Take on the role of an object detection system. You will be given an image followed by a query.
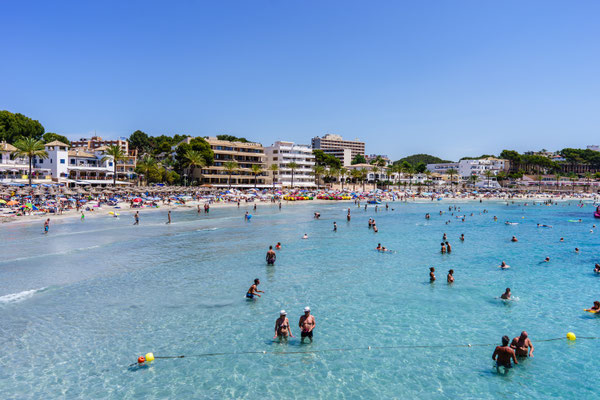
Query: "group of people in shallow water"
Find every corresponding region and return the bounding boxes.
[246,278,316,343]
[492,331,534,371]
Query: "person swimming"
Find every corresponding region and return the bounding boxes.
[544,257,550,262]
[499,261,510,269]
[501,288,512,300]
[511,236,518,242]
[460,234,464,241]
[586,301,600,312]
[594,263,600,274]
[275,242,281,250]
[302,233,308,239]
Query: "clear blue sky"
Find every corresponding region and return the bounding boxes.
[2,1,599,161]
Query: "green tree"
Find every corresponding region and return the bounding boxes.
[12,137,47,186]
[183,150,206,185]
[251,164,264,188]
[414,162,427,173]
[484,170,494,187]
[42,132,70,146]
[555,172,562,191]
[568,173,578,194]
[135,155,159,185]
[468,174,478,187]
[394,154,453,166]
[216,134,249,143]
[351,154,367,165]
[585,172,592,193]
[0,111,45,143]
[223,161,239,189]
[129,130,151,153]
[287,162,299,187]
[371,166,380,189]
[313,149,341,168]
[269,164,279,188]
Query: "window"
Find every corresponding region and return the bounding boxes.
[109,162,113,166]
[71,159,75,165]
[60,159,65,164]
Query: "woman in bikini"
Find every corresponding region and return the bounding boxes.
[274,310,293,341]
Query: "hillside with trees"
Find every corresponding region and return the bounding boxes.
[394,154,453,166]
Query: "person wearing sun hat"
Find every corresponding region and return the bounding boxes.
[274,310,292,341]
[299,306,316,343]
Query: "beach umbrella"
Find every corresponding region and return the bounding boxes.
[133,198,143,202]
[0,199,6,204]
[7,200,18,205]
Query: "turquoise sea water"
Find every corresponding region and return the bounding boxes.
[1,200,599,399]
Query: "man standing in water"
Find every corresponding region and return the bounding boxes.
[43,218,50,234]
[246,278,263,299]
[133,211,139,225]
[493,335,518,370]
[511,331,534,358]
[333,222,337,232]
[167,210,172,224]
[299,307,316,343]
[266,246,276,265]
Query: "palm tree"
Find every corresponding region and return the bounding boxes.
[584,172,592,193]
[312,165,325,189]
[371,166,380,190]
[535,174,543,192]
[404,165,415,190]
[447,168,458,190]
[359,167,368,191]
[101,145,127,186]
[12,137,48,186]
[339,167,348,190]
[223,161,239,189]
[468,174,478,187]
[484,170,494,187]
[350,169,361,190]
[287,162,299,188]
[568,173,578,194]
[329,167,340,189]
[135,155,158,185]
[268,164,279,189]
[424,170,432,189]
[183,150,206,186]
[251,164,264,188]
[555,172,562,192]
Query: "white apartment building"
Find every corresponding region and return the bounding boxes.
[427,158,508,180]
[265,141,316,188]
[312,134,365,166]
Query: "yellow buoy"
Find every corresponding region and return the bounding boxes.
[566,332,576,341]
[145,352,155,362]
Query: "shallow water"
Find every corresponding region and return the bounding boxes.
[1,200,599,399]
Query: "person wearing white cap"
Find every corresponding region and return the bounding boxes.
[274,310,293,341]
[299,306,316,343]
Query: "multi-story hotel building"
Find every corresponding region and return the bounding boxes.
[197,137,269,187]
[311,134,365,166]
[265,141,316,188]
[71,136,137,180]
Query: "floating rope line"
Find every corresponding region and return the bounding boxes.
[130,336,599,366]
